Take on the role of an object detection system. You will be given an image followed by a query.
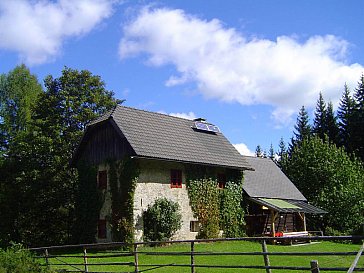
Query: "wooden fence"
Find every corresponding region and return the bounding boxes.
[30,236,364,273]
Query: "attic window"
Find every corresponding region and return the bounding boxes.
[170,169,182,188]
[217,173,226,189]
[98,170,107,190]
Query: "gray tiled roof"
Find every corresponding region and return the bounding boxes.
[243,156,306,201]
[94,105,252,170]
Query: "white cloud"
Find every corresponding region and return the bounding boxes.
[233,143,255,156]
[0,0,115,64]
[119,7,364,126]
[169,111,197,120]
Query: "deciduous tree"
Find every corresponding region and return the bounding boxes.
[0,66,121,247]
[284,136,364,234]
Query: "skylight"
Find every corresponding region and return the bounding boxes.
[194,121,220,133]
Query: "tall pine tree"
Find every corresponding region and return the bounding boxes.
[269,143,275,160]
[352,74,364,160]
[290,105,311,152]
[337,83,355,151]
[255,145,263,157]
[326,101,339,145]
[313,92,327,140]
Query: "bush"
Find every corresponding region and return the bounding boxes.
[143,198,182,242]
[0,244,54,273]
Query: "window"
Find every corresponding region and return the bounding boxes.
[98,219,107,239]
[217,173,226,189]
[190,221,200,232]
[98,170,107,190]
[170,169,182,188]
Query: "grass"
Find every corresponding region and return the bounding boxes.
[42,240,364,273]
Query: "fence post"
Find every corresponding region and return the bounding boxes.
[310,260,320,273]
[262,240,272,273]
[44,249,50,269]
[347,242,364,273]
[134,244,139,273]
[83,248,88,273]
[191,241,195,273]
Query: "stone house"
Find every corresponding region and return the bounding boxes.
[72,105,325,242]
[72,105,252,242]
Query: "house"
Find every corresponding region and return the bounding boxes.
[242,156,326,237]
[72,105,252,242]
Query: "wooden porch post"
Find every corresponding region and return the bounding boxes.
[271,210,278,237]
[298,212,307,231]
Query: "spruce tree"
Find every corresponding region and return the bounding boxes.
[291,105,312,150]
[278,137,286,158]
[255,145,263,157]
[352,74,364,160]
[277,137,287,169]
[326,101,339,145]
[269,143,275,160]
[337,83,355,151]
[313,92,327,140]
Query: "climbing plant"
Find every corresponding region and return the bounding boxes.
[219,179,246,238]
[108,157,139,244]
[187,178,220,239]
[186,165,245,239]
[73,162,102,243]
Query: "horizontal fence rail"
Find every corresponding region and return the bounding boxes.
[29,236,364,273]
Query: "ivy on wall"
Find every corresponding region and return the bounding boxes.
[73,162,102,243]
[220,178,246,238]
[187,178,220,239]
[108,157,139,244]
[186,165,245,239]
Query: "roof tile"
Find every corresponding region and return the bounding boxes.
[104,105,252,170]
[243,156,306,201]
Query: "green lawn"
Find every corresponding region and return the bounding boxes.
[43,241,364,273]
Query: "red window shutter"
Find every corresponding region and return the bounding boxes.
[217,173,226,189]
[98,170,107,189]
[170,169,182,188]
[98,219,107,239]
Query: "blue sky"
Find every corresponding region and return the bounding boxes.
[1,0,363,156]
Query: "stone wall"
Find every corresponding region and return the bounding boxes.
[96,158,228,242]
[133,159,198,241]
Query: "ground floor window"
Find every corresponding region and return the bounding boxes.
[190,221,200,232]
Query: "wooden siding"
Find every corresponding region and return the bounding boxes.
[77,121,135,165]
[245,201,304,236]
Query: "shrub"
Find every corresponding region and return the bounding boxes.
[0,244,54,273]
[143,198,182,242]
